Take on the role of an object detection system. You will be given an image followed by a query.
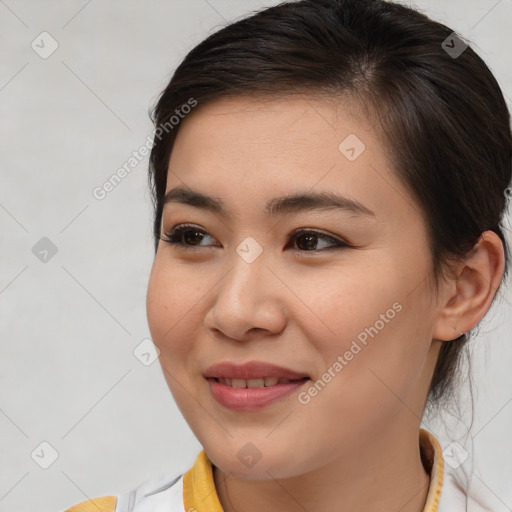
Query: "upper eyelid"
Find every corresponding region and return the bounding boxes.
[289,227,347,244]
[165,223,339,237]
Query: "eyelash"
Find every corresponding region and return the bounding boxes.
[159,223,350,253]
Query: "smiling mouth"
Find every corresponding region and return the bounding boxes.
[206,376,311,411]
[209,377,309,388]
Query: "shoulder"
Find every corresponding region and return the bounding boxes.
[63,496,117,512]
[63,472,185,512]
[63,473,185,512]
[117,473,184,511]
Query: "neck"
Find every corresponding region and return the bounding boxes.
[213,426,431,512]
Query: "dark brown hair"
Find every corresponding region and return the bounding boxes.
[147,0,512,407]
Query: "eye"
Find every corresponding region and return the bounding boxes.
[160,223,219,248]
[160,224,349,252]
[287,228,349,252]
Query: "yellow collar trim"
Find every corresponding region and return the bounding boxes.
[183,428,444,512]
[183,449,224,512]
[64,496,117,512]
[420,428,445,512]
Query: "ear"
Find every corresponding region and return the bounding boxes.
[433,231,506,341]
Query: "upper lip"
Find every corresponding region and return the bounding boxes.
[204,361,310,380]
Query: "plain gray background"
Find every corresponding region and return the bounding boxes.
[1,1,511,511]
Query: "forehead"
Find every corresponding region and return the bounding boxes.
[174,93,368,151]
[166,94,418,224]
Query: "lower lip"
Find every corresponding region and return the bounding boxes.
[206,378,310,411]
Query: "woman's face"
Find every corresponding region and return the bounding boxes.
[146,94,443,478]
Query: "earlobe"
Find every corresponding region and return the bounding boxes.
[432,231,505,342]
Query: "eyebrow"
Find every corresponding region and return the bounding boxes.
[163,186,375,218]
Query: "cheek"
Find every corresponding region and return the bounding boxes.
[146,257,201,357]
[299,262,401,350]
[306,259,432,387]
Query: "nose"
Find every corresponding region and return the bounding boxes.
[203,250,288,342]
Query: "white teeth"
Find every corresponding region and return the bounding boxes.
[264,377,279,387]
[231,379,246,389]
[216,377,300,388]
[247,378,265,388]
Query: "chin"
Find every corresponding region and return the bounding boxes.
[207,444,307,481]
